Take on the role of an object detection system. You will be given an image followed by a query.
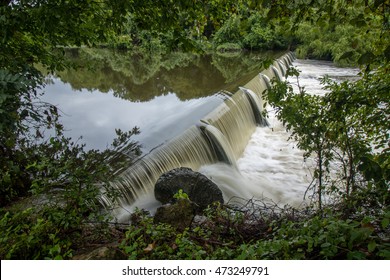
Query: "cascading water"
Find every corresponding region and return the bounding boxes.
[198,122,237,167]
[271,65,284,81]
[201,57,359,208]
[107,126,217,205]
[105,53,295,220]
[276,60,287,76]
[239,87,268,127]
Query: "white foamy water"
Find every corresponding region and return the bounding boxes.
[288,59,360,96]
[200,108,313,207]
[200,59,359,207]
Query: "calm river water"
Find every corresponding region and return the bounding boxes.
[42,49,280,152]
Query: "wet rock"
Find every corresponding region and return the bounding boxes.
[153,199,196,231]
[154,167,224,210]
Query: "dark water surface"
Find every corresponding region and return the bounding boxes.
[42,48,281,152]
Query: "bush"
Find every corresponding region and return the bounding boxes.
[212,16,243,49]
[294,22,376,65]
[243,13,287,51]
[0,104,140,259]
[118,196,389,260]
[212,13,289,52]
[216,43,242,53]
[0,209,73,259]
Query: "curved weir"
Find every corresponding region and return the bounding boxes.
[239,86,269,127]
[271,65,283,81]
[105,52,295,213]
[198,122,237,167]
[107,126,217,206]
[276,60,287,76]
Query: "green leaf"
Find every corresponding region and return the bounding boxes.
[350,15,367,27]
[378,249,390,259]
[347,250,366,260]
[381,218,389,229]
[368,241,376,253]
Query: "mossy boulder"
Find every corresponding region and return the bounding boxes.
[153,199,196,231]
[154,167,224,210]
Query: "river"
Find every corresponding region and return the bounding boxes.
[40,50,359,217]
[41,49,280,152]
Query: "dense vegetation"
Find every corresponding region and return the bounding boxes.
[0,0,389,259]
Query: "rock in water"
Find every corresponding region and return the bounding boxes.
[154,167,224,210]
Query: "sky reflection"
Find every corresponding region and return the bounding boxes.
[42,78,225,151]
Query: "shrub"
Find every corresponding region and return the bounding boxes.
[212,16,243,48]
[216,43,242,53]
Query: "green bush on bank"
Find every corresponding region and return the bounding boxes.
[0,208,73,259]
[118,198,389,260]
[212,13,289,52]
[294,22,376,65]
[216,43,243,53]
[0,127,140,259]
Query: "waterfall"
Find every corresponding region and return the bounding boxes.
[239,86,269,127]
[276,60,287,76]
[104,52,294,216]
[108,126,218,207]
[201,87,257,159]
[260,73,272,90]
[271,65,283,81]
[198,122,237,167]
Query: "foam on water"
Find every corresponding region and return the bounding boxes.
[288,60,360,96]
[200,107,314,207]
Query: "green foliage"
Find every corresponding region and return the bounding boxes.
[119,199,389,260]
[212,12,289,51]
[0,208,73,259]
[242,13,287,51]
[250,208,390,260]
[0,0,130,72]
[0,126,140,259]
[173,189,190,200]
[124,0,250,47]
[294,22,375,64]
[264,62,389,209]
[120,205,243,259]
[213,15,243,48]
[0,68,57,205]
[120,209,207,260]
[264,0,390,65]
